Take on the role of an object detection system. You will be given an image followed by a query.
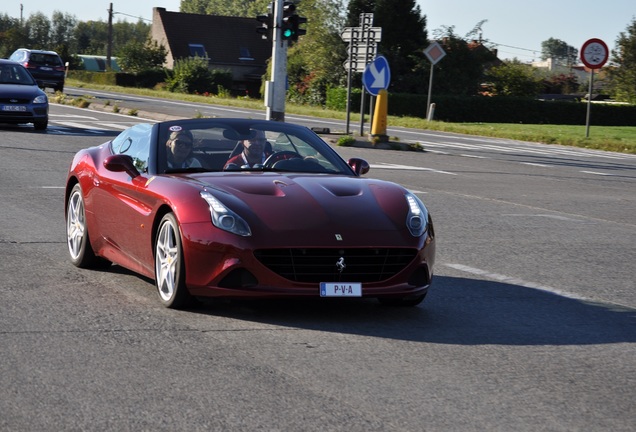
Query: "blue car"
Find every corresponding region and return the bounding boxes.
[0,59,49,131]
[9,48,65,92]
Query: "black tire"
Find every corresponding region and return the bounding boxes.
[378,292,427,307]
[154,213,192,309]
[66,184,110,269]
[34,120,48,131]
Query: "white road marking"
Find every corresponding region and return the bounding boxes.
[97,122,133,130]
[54,121,110,131]
[444,263,591,302]
[444,262,636,311]
[49,114,99,120]
[371,163,457,175]
[580,171,613,176]
[502,213,590,222]
[520,162,550,167]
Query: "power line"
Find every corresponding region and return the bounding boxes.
[490,41,537,53]
[113,11,152,23]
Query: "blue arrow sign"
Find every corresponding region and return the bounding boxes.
[363,55,391,96]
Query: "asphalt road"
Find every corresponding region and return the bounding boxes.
[0,100,634,431]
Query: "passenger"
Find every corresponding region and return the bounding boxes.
[224,130,271,169]
[166,129,201,169]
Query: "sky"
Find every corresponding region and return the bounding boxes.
[2,0,635,62]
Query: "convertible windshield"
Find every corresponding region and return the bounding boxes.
[157,119,353,175]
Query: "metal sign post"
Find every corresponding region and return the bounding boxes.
[423,41,446,121]
[340,13,382,135]
[580,38,609,138]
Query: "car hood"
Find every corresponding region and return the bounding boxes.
[191,173,412,238]
[0,83,43,98]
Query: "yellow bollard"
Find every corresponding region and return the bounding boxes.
[371,89,388,142]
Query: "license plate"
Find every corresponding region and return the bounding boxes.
[40,67,53,71]
[2,105,27,112]
[320,282,362,297]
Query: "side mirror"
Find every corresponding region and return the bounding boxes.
[104,154,140,178]
[348,158,370,176]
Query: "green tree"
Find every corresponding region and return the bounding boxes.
[485,60,543,97]
[286,0,347,105]
[180,0,270,17]
[25,12,51,48]
[118,38,167,73]
[541,37,578,66]
[607,18,636,103]
[112,20,150,56]
[50,11,77,49]
[74,20,109,54]
[346,0,427,93]
[429,26,499,96]
[73,19,148,57]
[0,13,25,57]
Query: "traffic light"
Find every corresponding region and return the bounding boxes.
[281,2,296,40]
[290,14,307,41]
[256,3,274,40]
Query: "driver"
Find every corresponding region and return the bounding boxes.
[224,130,271,169]
[166,128,202,169]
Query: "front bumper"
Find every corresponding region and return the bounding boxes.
[179,221,435,300]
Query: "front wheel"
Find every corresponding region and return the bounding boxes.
[154,213,192,309]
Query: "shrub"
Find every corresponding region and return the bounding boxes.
[165,57,231,95]
[337,136,356,147]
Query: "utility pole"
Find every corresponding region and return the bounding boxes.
[258,0,306,121]
[107,3,113,71]
[266,0,288,121]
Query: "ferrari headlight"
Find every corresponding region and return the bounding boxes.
[33,95,48,104]
[200,191,251,236]
[405,193,429,237]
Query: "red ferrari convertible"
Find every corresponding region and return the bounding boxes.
[65,118,435,308]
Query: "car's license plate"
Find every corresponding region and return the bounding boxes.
[2,105,27,112]
[41,67,53,71]
[320,282,362,297]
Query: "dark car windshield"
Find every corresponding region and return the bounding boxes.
[28,53,63,67]
[0,64,36,85]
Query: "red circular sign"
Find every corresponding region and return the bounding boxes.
[580,38,609,69]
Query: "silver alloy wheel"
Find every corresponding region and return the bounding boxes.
[67,189,86,260]
[155,218,179,302]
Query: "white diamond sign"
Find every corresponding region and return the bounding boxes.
[424,42,446,65]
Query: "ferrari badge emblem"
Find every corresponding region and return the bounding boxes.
[336,257,346,273]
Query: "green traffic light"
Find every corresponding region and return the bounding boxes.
[283,29,293,38]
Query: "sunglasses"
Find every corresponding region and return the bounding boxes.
[173,139,193,147]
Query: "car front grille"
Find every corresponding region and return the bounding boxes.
[0,98,30,104]
[0,111,32,118]
[253,248,418,283]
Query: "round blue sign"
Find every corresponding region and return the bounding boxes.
[363,56,391,96]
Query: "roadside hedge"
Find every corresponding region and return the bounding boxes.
[68,70,166,88]
[326,87,636,126]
